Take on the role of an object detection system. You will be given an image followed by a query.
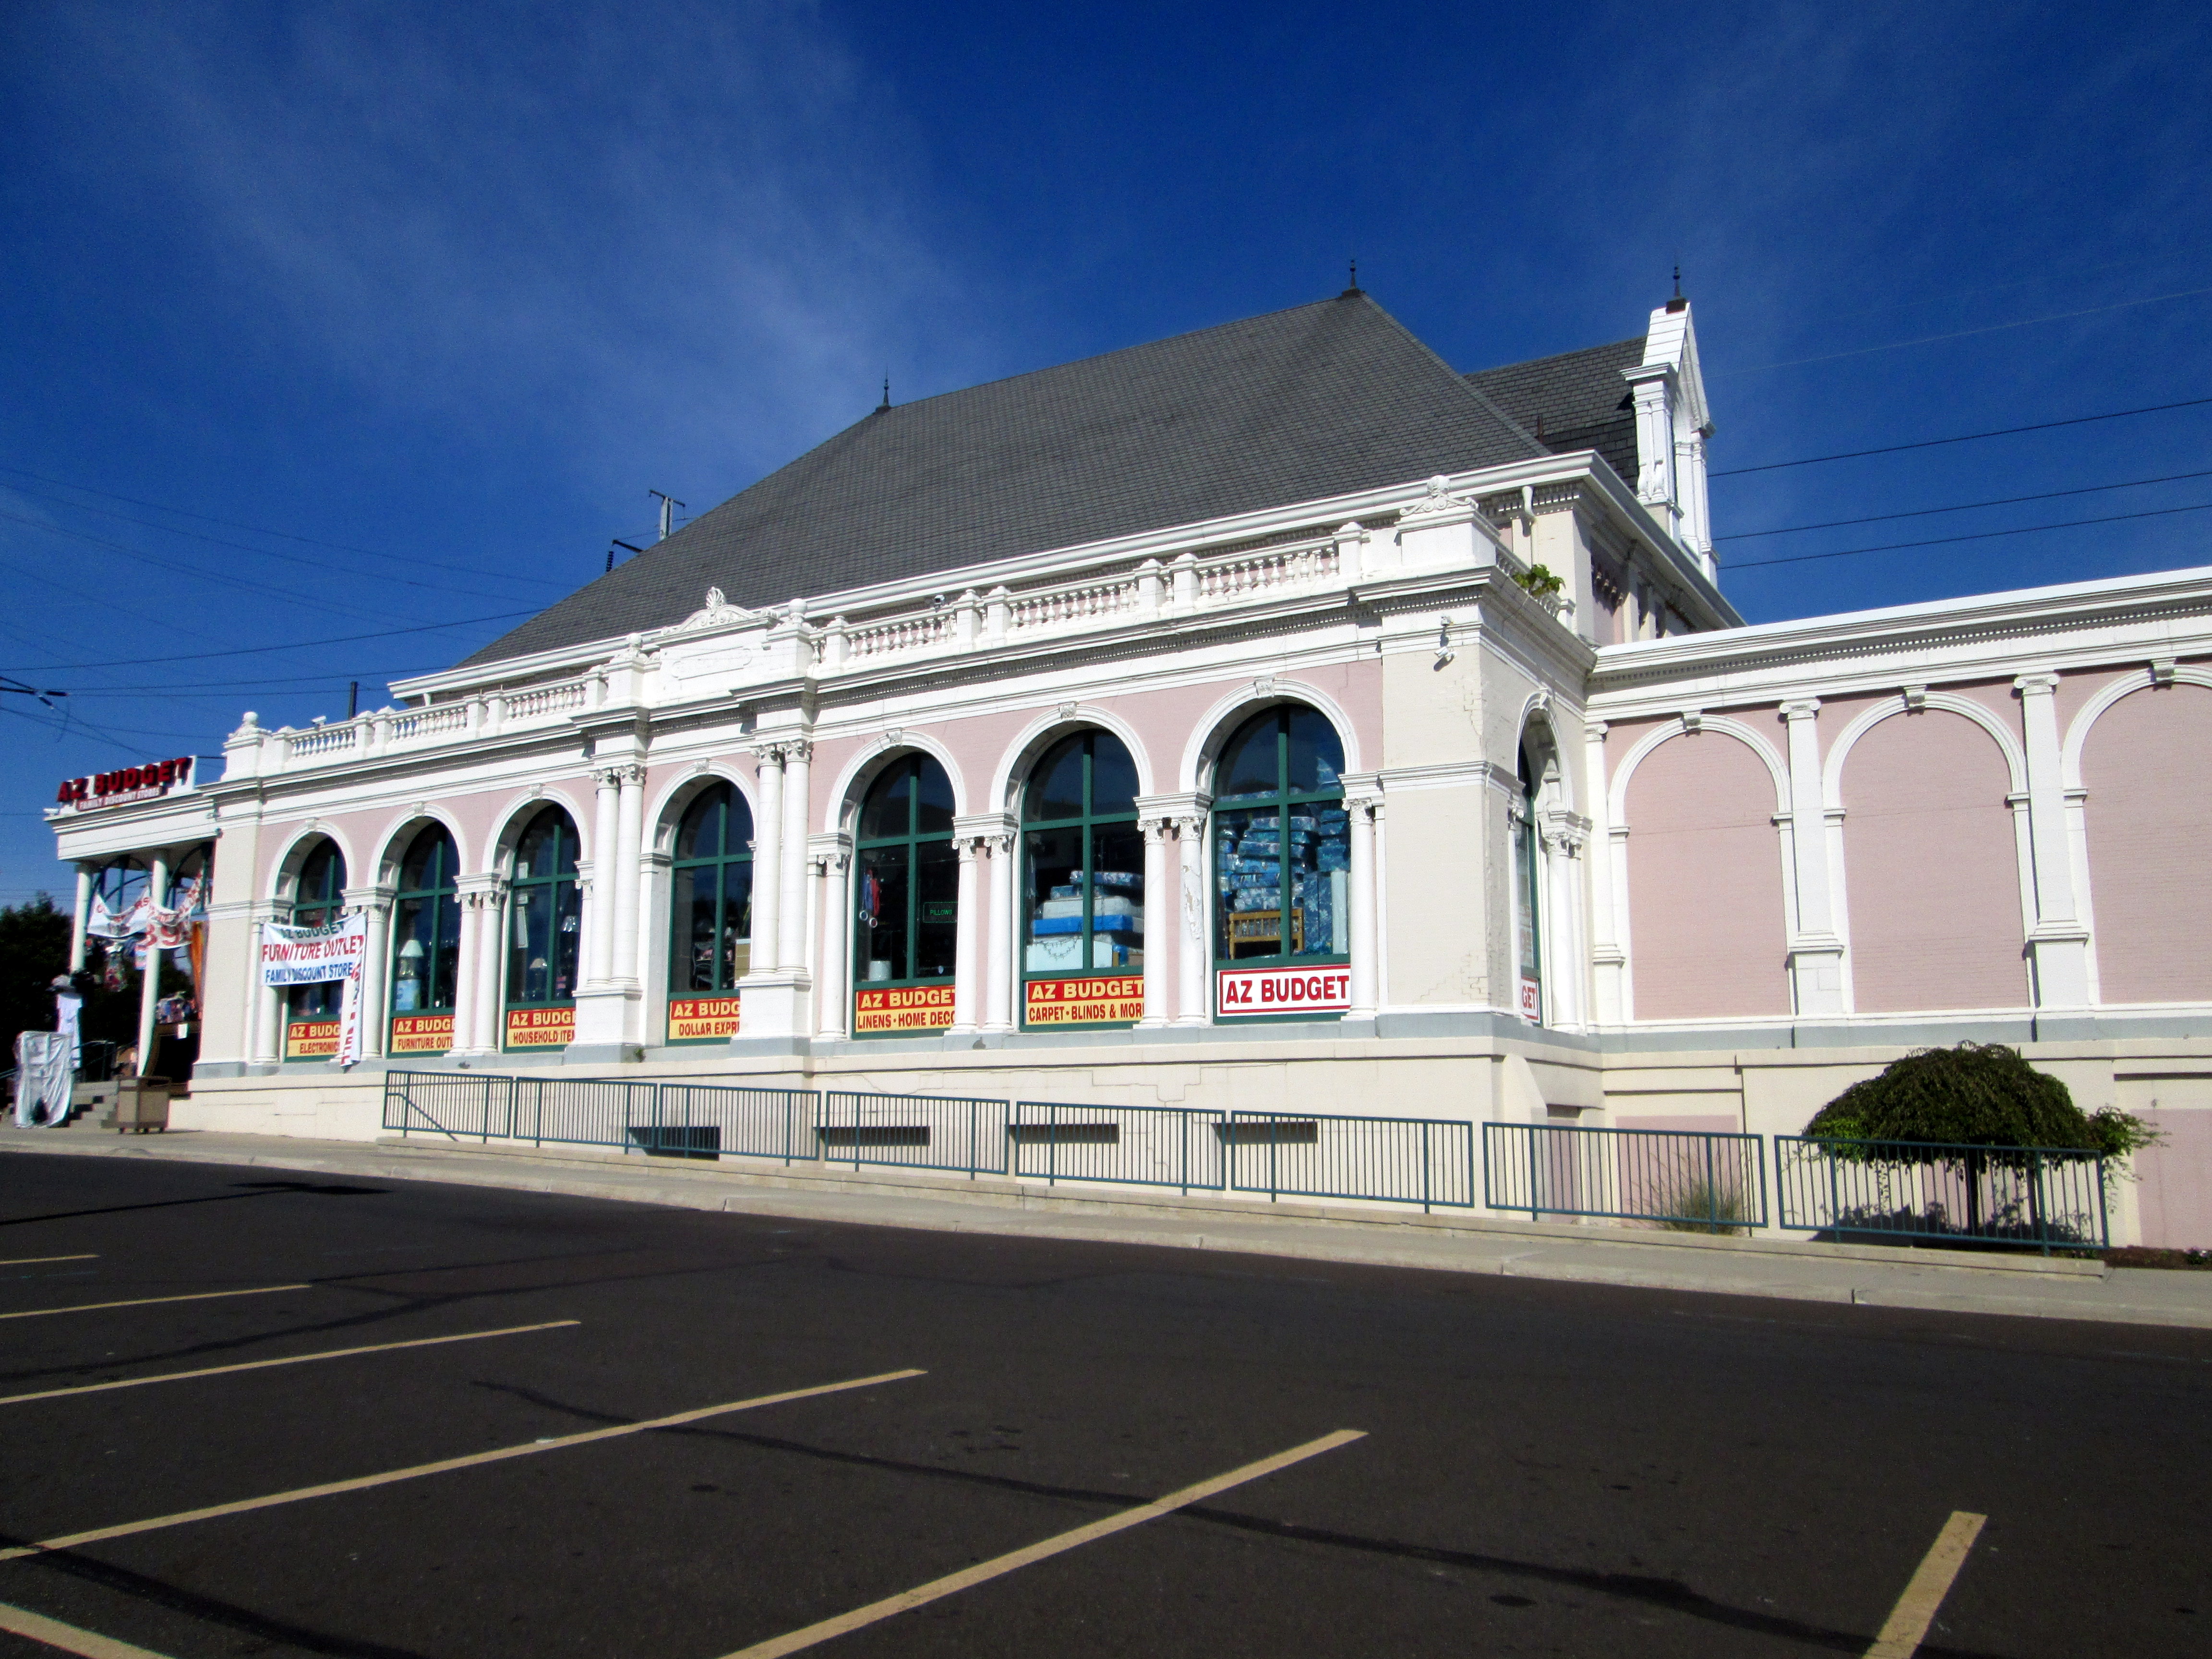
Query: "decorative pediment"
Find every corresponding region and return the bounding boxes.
[671,587,758,634]
[1398,476,1476,519]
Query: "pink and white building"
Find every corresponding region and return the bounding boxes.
[47,288,2212,1244]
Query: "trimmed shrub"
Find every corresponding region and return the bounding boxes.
[1806,1042,2156,1162]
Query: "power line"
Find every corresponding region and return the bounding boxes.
[0,481,571,597]
[1712,397,2212,477]
[1716,467,2212,541]
[1717,282,2212,376]
[11,610,538,673]
[1726,500,2212,571]
[0,462,580,586]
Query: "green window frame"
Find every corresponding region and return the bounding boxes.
[284,841,348,1055]
[1514,746,1543,1024]
[668,783,755,1042]
[505,807,581,1038]
[1210,706,1351,991]
[1021,731,1144,1027]
[852,754,958,1033]
[388,826,460,1046]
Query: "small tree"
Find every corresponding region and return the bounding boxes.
[1512,563,1564,599]
[1,894,71,1067]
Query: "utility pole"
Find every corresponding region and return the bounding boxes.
[649,491,685,542]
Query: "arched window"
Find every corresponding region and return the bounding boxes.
[284,840,348,1060]
[1211,707,1350,1019]
[1022,731,1144,1027]
[505,807,581,1049]
[388,825,460,1054]
[1513,743,1543,1023]
[852,754,957,1034]
[86,857,149,996]
[667,783,755,1043]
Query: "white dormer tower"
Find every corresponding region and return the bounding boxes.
[1623,294,1715,579]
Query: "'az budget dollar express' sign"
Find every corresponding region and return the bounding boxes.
[1216,965,1350,1018]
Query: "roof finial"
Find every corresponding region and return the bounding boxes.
[877,373,890,413]
[1672,262,1682,300]
[1666,261,1688,313]
[1342,254,1361,299]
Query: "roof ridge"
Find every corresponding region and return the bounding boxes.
[1340,292,1549,465]
[1466,333,1647,381]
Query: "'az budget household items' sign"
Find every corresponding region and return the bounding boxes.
[505,1007,575,1048]
[260,914,370,1064]
[1026,974,1143,1026]
[854,984,954,1034]
[1216,965,1351,1018]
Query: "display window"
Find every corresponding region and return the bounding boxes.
[852,754,957,1035]
[387,826,460,1054]
[504,807,580,1050]
[1211,706,1351,1019]
[1021,730,1144,1027]
[1514,745,1543,1023]
[667,782,753,1043]
[283,840,347,1060]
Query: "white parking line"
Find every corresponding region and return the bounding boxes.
[0,1320,582,1407]
[0,1255,99,1268]
[0,1597,173,1659]
[0,1285,308,1322]
[0,1369,926,1563]
[722,1428,1368,1659]
[1865,1511,1986,1659]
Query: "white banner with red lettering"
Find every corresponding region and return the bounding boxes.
[260,915,368,1066]
[1216,964,1352,1018]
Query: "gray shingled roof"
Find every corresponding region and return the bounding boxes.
[460,292,1552,668]
[1463,336,1644,487]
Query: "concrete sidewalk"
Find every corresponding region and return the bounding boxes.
[7,1120,2212,1330]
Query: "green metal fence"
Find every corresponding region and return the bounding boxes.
[816,1091,1009,1178]
[1010,1101,1226,1193]
[1774,1136,2107,1253]
[1482,1122,1769,1230]
[1225,1112,1477,1212]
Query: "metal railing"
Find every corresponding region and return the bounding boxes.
[817,1092,1008,1178]
[1011,1101,1227,1193]
[1774,1137,2108,1254]
[1483,1123,1769,1231]
[1226,1111,1476,1212]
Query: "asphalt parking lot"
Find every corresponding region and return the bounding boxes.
[0,1152,2205,1658]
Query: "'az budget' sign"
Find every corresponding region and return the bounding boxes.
[1216,965,1350,1018]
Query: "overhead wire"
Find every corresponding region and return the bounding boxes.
[1712,397,2212,477]
[1725,501,2212,572]
[1716,467,2212,541]
[11,610,539,673]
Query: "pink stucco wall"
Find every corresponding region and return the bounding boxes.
[1624,731,1791,1019]
[1840,709,2026,1012]
[2136,1111,2212,1250]
[2083,682,2212,1004]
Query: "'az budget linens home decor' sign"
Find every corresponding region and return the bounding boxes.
[1216,965,1350,1018]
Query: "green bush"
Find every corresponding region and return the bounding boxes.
[1512,562,1564,599]
[1806,1043,2158,1163]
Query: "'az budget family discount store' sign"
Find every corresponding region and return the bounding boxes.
[1216,965,1350,1017]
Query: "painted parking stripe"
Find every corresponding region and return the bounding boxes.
[0,1369,925,1563]
[0,1285,309,1322]
[1865,1511,1987,1659]
[0,1255,99,1268]
[0,1320,582,1408]
[723,1428,1368,1659]
[0,1597,173,1659]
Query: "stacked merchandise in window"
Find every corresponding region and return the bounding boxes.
[1028,870,1142,970]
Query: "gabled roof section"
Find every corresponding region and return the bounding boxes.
[459,292,1548,668]
[1463,336,1644,487]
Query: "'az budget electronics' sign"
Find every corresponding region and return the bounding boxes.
[1216,965,1351,1018]
[57,756,195,810]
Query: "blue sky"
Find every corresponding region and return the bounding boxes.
[4,0,2210,898]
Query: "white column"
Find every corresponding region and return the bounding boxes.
[1585,719,1626,1023]
[1780,700,1846,1016]
[1542,825,1587,1030]
[1347,797,1379,1020]
[476,885,508,1051]
[985,833,1017,1033]
[816,850,851,1039]
[778,742,811,969]
[350,888,393,1060]
[1175,813,1208,1024]
[249,907,282,1068]
[450,896,479,1057]
[586,768,621,986]
[69,863,94,972]
[2016,672,2091,1007]
[950,838,983,1033]
[751,746,785,974]
[1138,819,1171,1027]
[136,850,170,1072]
[612,765,645,986]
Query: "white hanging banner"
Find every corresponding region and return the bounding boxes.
[259,914,368,986]
[335,960,364,1067]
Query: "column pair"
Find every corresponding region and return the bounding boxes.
[734,739,815,1040]
[571,763,647,1060]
